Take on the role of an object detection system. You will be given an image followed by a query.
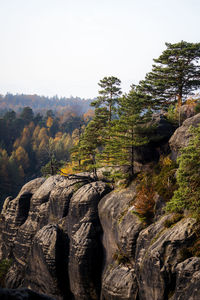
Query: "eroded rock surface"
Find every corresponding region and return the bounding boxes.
[67,181,111,300]
[135,216,197,300]
[0,175,111,300]
[169,112,200,158]
[171,257,200,300]
[1,173,200,300]
[101,264,138,300]
[99,182,144,299]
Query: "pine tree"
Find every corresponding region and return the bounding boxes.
[104,87,152,176]
[91,76,122,123]
[71,108,109,177]
[139,41,200,110]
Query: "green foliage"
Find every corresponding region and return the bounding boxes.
[195,101,200,114]
[166,125,200,217]
[131,156,177,222]
[0,107,83,205]
[138,41,200,110]
[166,104,179,125]
[153,156,177,201]
[101,87,152,177]
[41,157,64,176]
[0,259,12,287]
[91,76,122,122]
[70,107,109,177]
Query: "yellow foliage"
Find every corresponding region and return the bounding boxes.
[28,121,35,131]
[38,139,48,151]
[12,146,29,170]
[60,162,76,175]
[46,116,53,128]
[160,155,173,167]
[72,128,80,142]
[13,138,20,149]
[38,127,49,142]
[33,125,41,140]
[186,94,200,106]
[55,132,63,139]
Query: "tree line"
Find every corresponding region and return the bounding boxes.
[0,107,92,206]
[70,41,200,180]
[0,93,92,116]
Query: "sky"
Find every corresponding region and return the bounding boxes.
[0,0,200,99]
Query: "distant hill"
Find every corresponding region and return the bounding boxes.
[0,93,93,115]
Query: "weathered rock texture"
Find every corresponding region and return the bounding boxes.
[0,175,111,300]
[1,115,200,300]
[135,216,197,300]
[1,173,200,300]
[169,112,200,158]
[99,182,143,300]
[172,257,200,300]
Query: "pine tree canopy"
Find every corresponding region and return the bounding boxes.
[138,41,200,109]
[91,76,122,122]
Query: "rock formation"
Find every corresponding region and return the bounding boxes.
[169,112,200,158]
[0,175,111,300]
[1,114,200,299]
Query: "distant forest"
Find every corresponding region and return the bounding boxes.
[0,95,94,207]
[0,93,93,115]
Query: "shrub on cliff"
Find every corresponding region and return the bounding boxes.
[166,125,200,218]
[0,259,12,287]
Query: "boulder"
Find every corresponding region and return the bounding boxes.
[169,113,200,159]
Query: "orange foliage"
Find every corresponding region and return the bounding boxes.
[83,109,94,122]
[186,94,200,106]
[134,184,155,218]
[46,116,53,128]
[11,146,29,170]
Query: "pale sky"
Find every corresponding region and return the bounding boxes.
[0,0,200,98]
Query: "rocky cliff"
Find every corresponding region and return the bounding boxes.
[1,114,200,300]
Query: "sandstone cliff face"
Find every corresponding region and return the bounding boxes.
[1,174,200,300]
[169,112,200,159]
[1,114,200,300]
[0,175,111,300]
